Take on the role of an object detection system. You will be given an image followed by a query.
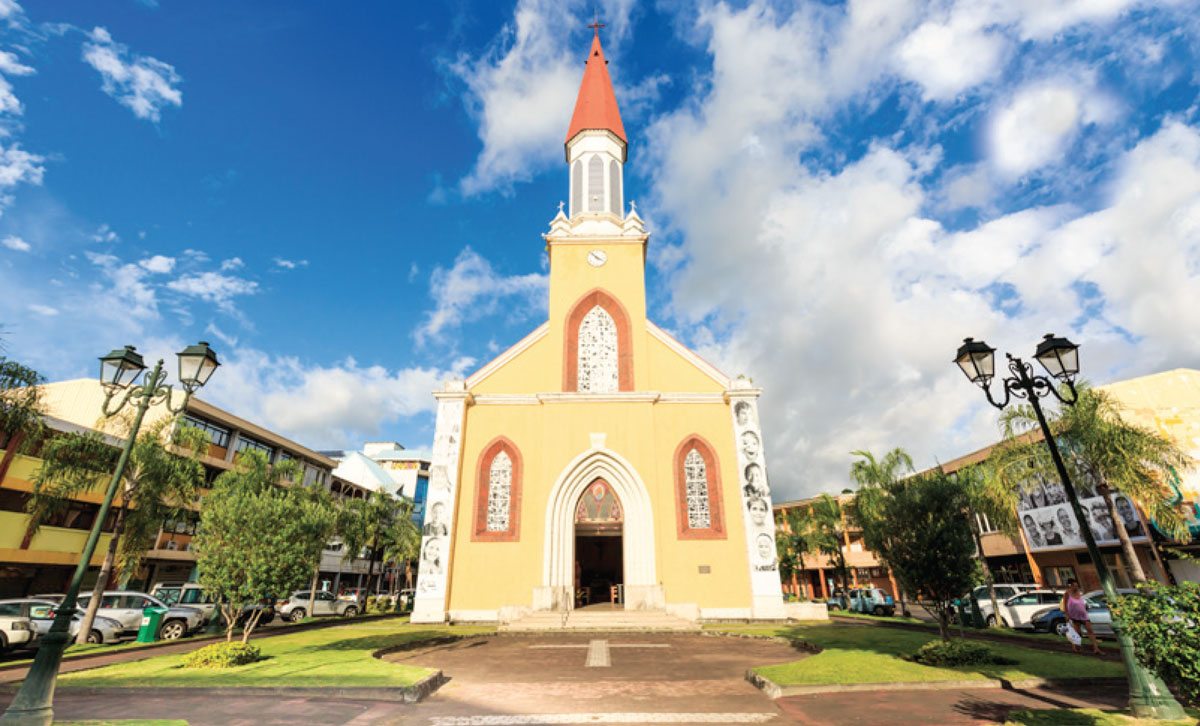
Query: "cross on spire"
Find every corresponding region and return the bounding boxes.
[588,8,605,35]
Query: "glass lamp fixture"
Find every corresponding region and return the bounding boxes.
[98,345,146,388]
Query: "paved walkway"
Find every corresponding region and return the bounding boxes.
[0,633,1134,725]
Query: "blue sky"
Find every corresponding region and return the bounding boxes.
[1,1,1198,500]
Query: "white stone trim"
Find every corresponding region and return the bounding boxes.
[542,446,658,609]
[465,323,550,388]
[471,394,542,405]
[699,607,753,620]
[658,393,726,404]
[537,391,661,403]
[647,322,732,388]
[543,235,649,246]
[448,609,501,623]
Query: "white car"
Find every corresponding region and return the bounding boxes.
[970,583,1039,625]
[73,591,204,640]
[990,589,1066,628]
[0,599,123,644]
[0,614,37,653]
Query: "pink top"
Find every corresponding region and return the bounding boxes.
[1065,594,1089,621]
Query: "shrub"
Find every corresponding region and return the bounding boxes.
[912,639,1015,667]
[1111,581,1200,705]
[181,641,262,669]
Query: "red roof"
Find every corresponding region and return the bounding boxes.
[565,30,626,144]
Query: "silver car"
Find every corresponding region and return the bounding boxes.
[73,591,204,640]
[0,599,123,644]
[278,590,359,622]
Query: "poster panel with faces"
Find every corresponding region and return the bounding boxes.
[730,396,784,596]
[1016,472,1148,552]
[413,397,465,603]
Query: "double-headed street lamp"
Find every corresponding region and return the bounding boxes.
[1,343,219,726]
[955,334,1185,720]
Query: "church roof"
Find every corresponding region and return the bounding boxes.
[565,29,626,145]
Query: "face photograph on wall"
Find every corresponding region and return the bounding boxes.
[1088,500,1117,541]
[1055,506,1082,546]
[747,496,769,528]
[1037,514,1064,546]
[421,537,445,574]
[1115,496,1146,537]
[743,463,768,498]
[423,501,449,537]
[756,533,776,564]
[734,401,754,428]
[741,430,760,460]
[1022,514,1044,547]
[1044,482,1067,505]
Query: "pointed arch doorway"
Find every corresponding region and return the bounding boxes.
[574,478,623,609]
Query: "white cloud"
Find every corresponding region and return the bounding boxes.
[85,250,159,319]
[200,349,451,449]
[166,272,258,308]
[27,303,56,316]
[0,50,32,77]
[1,234,28,251]
[989,83,1083,176]
[220,256,244,271]
[82,26,182,122]
[91,224,118,243]
[138,254,175,274]
[417,246,547,343]
[273,257,308,269]
[896,14,1008,100]
[451,0,636,195]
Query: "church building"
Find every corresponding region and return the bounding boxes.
[411,30,785,624]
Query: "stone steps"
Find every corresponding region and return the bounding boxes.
[500,610,700,632]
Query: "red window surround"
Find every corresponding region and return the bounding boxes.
[471,436,523,542]
[562,287,634,392]
[673,434,726,540]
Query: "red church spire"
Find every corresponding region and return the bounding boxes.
[565,26,626,145]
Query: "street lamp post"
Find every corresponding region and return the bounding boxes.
[954,334,1185,720]
[0,342,219,726]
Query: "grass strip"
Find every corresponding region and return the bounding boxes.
[55,618,492,688]
[1003,707,1200,725]
[709,623,1124,686]
[55,721,188,725]
[830,611,1119,650]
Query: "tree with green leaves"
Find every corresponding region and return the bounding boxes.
[849,448,914,613]
[26,419,207,644]
[810,494,850,599]
[195,449,326,642]
[360,488,398,603]
[991,384,1192,584]
[379,500,420,601]
[336,495,371,597]
[869,471,978,640]
[0,355,46,483]
[955,464,1020,627]
[296,476,338,622]
[775,505,822,600]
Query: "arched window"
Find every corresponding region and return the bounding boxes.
[609,159,621,215]
[563,288,634,392]
[472,437,522,542]
[577,306,618,393]
[674,435,725,539]
[587,155,604,211]
[571,160,583,216]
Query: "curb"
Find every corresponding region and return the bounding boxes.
[0,612,404,675]
[745,670,1128,698]
[0,674,446,704]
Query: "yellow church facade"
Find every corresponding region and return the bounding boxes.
[411,31,785,624]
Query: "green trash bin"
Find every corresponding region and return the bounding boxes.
[136,606,169,643]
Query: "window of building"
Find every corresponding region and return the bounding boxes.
[1045,566,1077,588]
[587,155,604,211]
[472,437,522,541]
[674,436,725,540]
[577,306,619,393]
[486,451,512,532]
[182,415,230,448]
[975,512,997,534]
[571,160,582,216]
[609,159,621,215]
[235,435,273,459]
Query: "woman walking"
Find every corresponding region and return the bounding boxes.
[1062,579,1101,654]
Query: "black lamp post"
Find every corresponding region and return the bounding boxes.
[1,343,219,726]
[955,334,1184,720]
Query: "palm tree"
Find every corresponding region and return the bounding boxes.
[991,383,1192,584]
[0,356,46,484]
[810,494,850,599]
[775,506,822,599]
[380,502,420,602]
[957,464,1019,626]
[27,419,208,643]
[849,448,913,613]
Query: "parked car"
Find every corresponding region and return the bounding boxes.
[983,589,1066,628]
[0,613,36,653]
[0,599,122,644]
[69,591,204,640]
[1030,588,1139,637]
[850,587,895,616]
[338,588,371,603]
[968,584,1039,622]
[149,583,275,628]
[279,591,359,622]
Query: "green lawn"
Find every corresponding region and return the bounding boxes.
[1003,707,1199,725]
[709,623,1124,686]
[55,618,493,688]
